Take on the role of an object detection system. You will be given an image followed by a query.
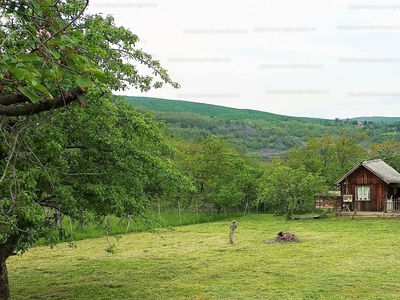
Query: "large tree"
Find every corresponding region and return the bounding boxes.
[0,1,181,299]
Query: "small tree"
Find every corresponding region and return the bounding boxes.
[258,159,327,220]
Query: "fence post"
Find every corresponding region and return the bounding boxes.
[386,197,393,212]
[125,214,131,234]
[69,217,73,236]
[178,200,182,225]
[196,200,199,223]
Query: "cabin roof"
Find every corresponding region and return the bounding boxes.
[336,159,400,185]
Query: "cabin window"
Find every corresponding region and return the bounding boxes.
[356,185,370,201]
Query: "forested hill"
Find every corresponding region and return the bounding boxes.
[124,96,400,159]
[124,96,328,122]
[354,116,400,124]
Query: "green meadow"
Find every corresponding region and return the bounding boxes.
[8,214,400,300]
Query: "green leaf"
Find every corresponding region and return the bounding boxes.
[84,68,106,83]
[26,0,40,10]
[44,82,57,93]
[18,86,41,103]
[49,49,61,59]
[18,53,42,62]
[68,53,88,64]
[61,34,78,45]
[9,66,25,80]
[67,58,79,71]
[38,0,54,15]
[67,53,84,70]
[75,75,92,88]
[31,78,53,99]
[18,65,39,74]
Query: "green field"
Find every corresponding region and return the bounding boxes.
[8,214,400,299]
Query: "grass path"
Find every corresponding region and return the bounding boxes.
[8,214,400,299]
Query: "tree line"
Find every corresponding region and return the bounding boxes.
[162,127,394,221]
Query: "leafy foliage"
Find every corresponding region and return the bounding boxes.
[0,1,178,116]
[1,93,188,249]
[166,137,261,214]
[368,141,400,173]
[285,131,368,186]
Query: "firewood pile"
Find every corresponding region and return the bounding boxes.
[274,231,299,242]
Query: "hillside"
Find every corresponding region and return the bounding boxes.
[124,96,328,122]
[124,96,400,159]
[125,96,400,124]
[352,116,400,124]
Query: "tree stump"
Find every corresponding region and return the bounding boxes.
[229,220,237,244]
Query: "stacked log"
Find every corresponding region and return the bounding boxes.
[274,231,299,242]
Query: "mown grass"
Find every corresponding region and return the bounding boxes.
[36,210,244,243]
[8,214,400,299]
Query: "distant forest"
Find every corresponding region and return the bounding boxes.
[125,96,400,160]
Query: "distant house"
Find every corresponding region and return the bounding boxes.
[336,159,400,212]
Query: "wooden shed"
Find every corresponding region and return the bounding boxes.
[315,191,340,210]
[336,159,400,212]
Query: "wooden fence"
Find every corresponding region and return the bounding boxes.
[385,198,400,212]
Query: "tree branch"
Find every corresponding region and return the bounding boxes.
[0,87,88,116]
[0,93,28,106]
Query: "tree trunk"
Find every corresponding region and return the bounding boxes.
[0,235,17,300]
[0,254,10,300]
[285,210,292,221]
[243,201,249,216]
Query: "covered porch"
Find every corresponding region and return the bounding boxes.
[339,198,400,217]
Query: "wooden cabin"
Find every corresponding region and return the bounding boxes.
[336,159,400,212]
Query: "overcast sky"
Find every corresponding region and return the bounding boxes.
[87,0,400,119]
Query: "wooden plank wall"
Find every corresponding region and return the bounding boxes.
[340,166,387,212]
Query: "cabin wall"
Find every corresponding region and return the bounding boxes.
[339,166,387,212]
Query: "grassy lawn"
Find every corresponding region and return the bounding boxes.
[7,214,400,299]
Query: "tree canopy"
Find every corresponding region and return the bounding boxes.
[258,158,327,220]
[0,0,179,116]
